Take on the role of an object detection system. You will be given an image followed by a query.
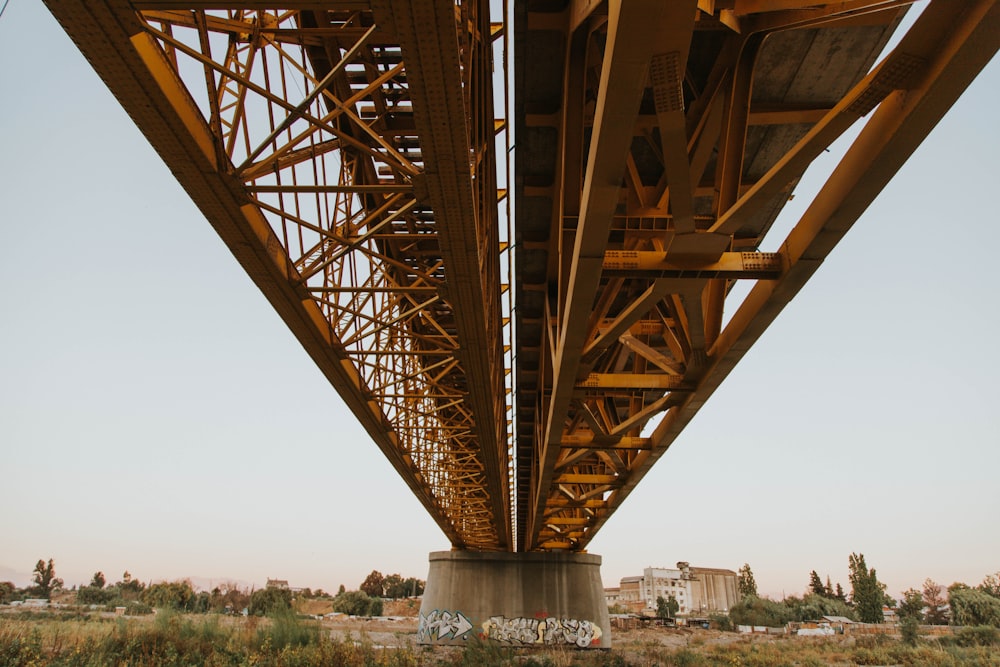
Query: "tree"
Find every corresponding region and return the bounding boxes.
[738,563,757,599]
[209,582,250,613]
[31,559,63,599]
[825,575,834,599]
[77,585,116,606]
[0,582,16,604]
[332,589,382,617]
[898,589,922,646]
[655,594,679,619]
[248,587,292,616]
[980,573,1000,599]
[192,590,211,613]
[848,553,884,624]
[898,588,924,622]
[382,574,424,599]
[90,572,106,589]
[117,571,144,597]
[794,593,857,621]
[835,582,846,602]
[808,570,826,597]
[403,577,425,598]
[948,584,1000,627]
[923,579,948,625]
[730,596,794,628]
[360,570,384,598]
[382,573,405,599]
[142,580,197,610]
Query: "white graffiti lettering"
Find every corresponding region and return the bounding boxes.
[418,609,474,642]
[481,616,602,648]
[546,617,599,648]
[484,615,542,644]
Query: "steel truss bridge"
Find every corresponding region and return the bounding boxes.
[46,0,998,552]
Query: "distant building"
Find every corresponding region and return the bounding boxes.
[604,561,739,615]
[881,606,897,624]
[603,576,645,613]
[266,579,289,590]
[820,615,855,633]
[686,565,740,614]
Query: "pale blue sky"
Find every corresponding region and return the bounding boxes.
[1,2,997,600]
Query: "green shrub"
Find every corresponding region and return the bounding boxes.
[449,636,517,666]
[900,615,920,645]
[854,633,893,648]
[142,579,197,611]
[729,595,794,627]
[263,605,320,649]
[0,626,43,665]
[852,646,895,665]
[669,648,708,666]
[950,587,1000,627]
[249,586,293,616]
[332,589,382,617]
[77,585,119,606]
[125,600,153,615]
[954,625,1000,647]
[708,612,732,631]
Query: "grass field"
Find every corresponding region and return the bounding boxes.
[2,608,999,666]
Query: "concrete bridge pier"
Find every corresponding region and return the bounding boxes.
[417,550,610,649]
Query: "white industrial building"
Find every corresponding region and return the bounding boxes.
[605,562,739,616]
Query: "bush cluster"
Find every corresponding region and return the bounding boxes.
[0,611,410,666]
[729,593,856,628]
[332,589,383,617]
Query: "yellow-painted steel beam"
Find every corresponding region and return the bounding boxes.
[577,0,1000,549]
[529,0,700,550]
[519,0,996,553]
[602,251,784,279]
[577,374,691,391]
[42,0,996,557]
[45,0,511,551]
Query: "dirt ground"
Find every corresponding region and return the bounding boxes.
[321,614,420,649]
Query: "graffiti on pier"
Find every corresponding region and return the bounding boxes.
[481,616,602,648]
[482,615,540,644]
[418,609,474,642]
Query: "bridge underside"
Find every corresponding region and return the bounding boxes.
[513,0,999,551]
[45,0,999,554]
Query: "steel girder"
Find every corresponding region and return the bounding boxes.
[44,0,511,550]
[514,0,999,551]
